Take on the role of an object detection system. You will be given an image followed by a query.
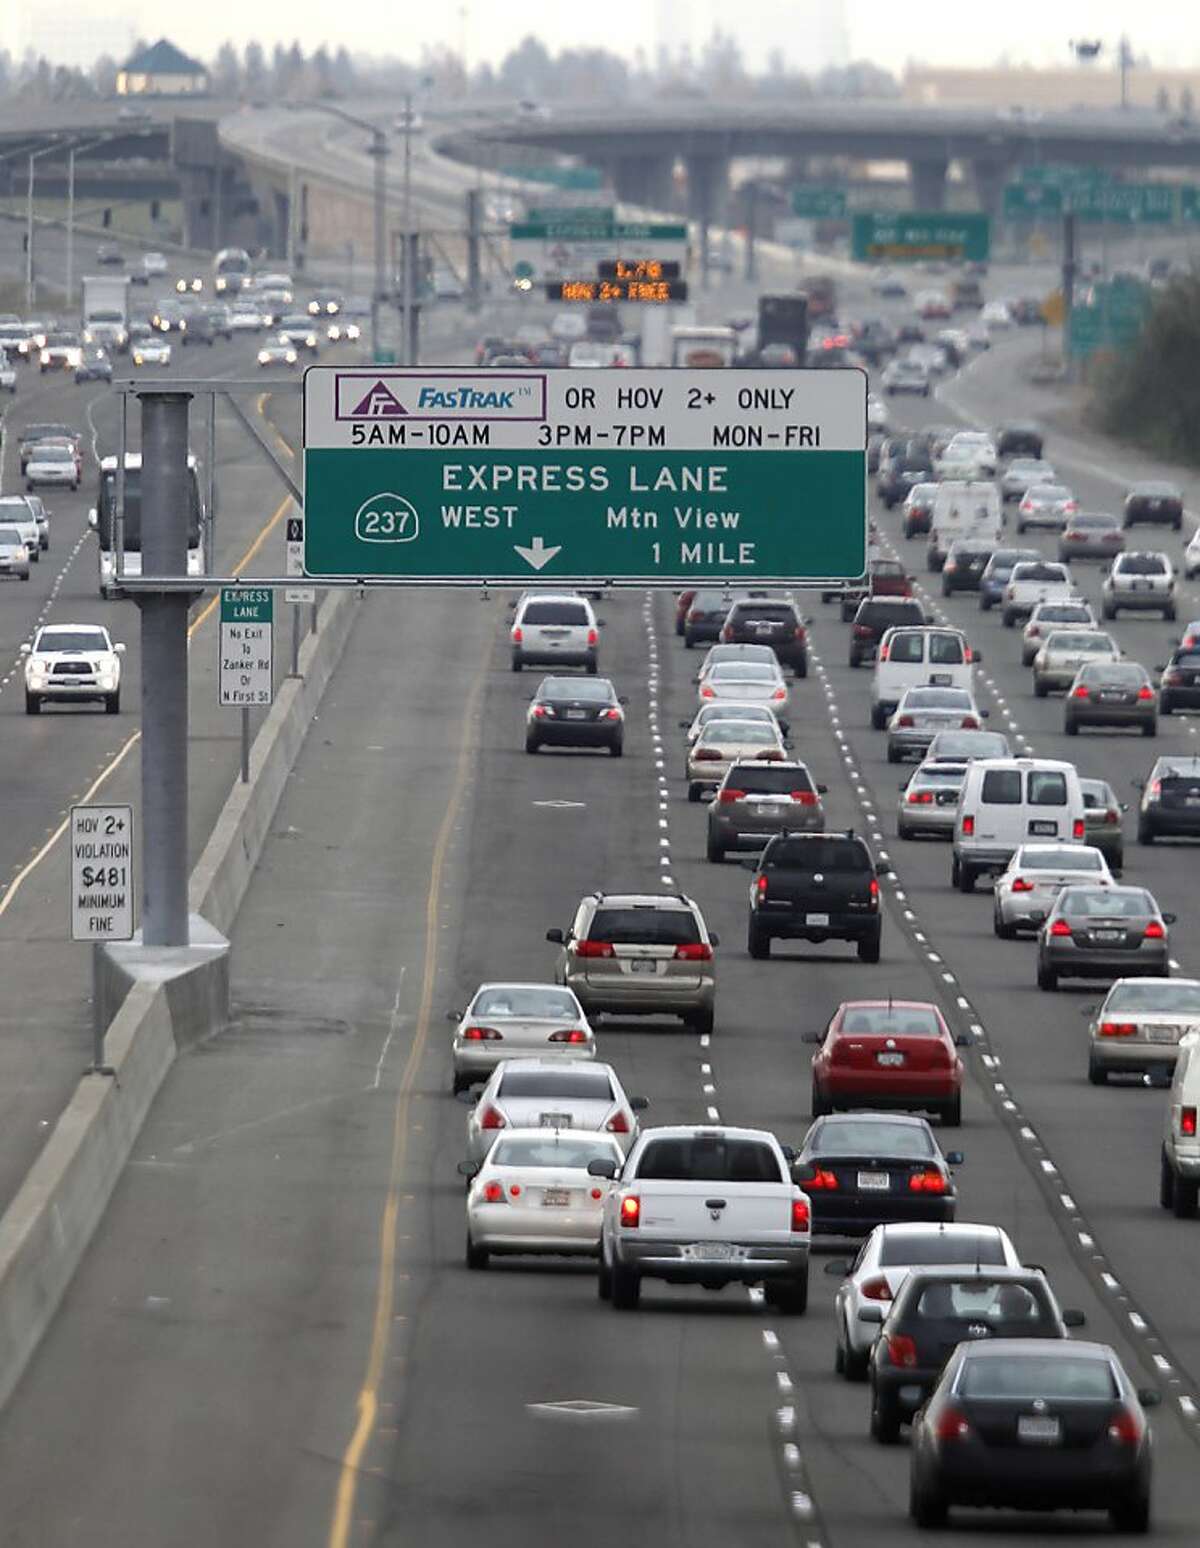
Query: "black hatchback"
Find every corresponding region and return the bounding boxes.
[1159,648,1200,715]
[866,1266,1084,1443]
[848,598,927,667]
[1124,480,1183,531]
[525,676,626,756]
[1136,754,1200,842]
[721,596,808,675]
[795,1113,961,1240]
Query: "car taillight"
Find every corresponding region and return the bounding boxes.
[935,1404,972,1441]
[509,1183,522,1197]
[1107,1407,1142,1446]
[675,942,713,961]
[576,940,614,958]
[701,686,715,698]
[1071,684,1090,699]
[1065,531,1080,541]
[908,790,934,804]
[1144,920,1166,939]
[1137,685,1155,701]
[590,1187,604,1200]
[960,716,979,729]
[806,1167,839,1190]
[687,610,700,624]
[794,626,807,641]
[1103,809,1120,825]
[601,707,622,721]
[860,1276,893,1301]
[963,645,973,663]
[757,750,784,761]
[1072,818,1085,841]
[878,644,890,661]
[482,1180,506,1203]
[885,1332,919,1368]
[1028,625,1040,637]
[1049,919,1073,937]
[694,748,722,760]
[869,878,880,905]
[962,815,975,836]
[720,626,732,641]
[908,1169,947,1194]
[480,1105,506,1130]
[719,788,746,803]
[1099,1021,1137,1038]
[548,1029,588,1043]
[606,1109,630,1134]
[756,874,768,898]
[793,790,818,805]
[791,1197,810,1232]
[1149,780,1162,799]
[853,624,872,638]
[896,714,914,727]
[511,627,523,643]
[462,1026,503,1041]
[620,1194,641,1228]
[1166,672,1184,686]
[586,629,598,646]
[1182,1106,1197,1137]
[771,688,786,701]
[531,705,551,718]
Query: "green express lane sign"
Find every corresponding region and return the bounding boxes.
[301,369,866,586]
[853,212,990,263]
[792,186,848,219]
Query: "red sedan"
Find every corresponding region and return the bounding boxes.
[674,589,697,636]
[804,999,966,1126]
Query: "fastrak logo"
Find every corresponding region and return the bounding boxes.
[334,372,546,422]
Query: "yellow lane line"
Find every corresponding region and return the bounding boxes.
[328,659,489,1548]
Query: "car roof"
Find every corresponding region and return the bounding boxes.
[817,1111,932,1128]
[494,1057,614,1074]
[38,623,108,636]
[957,1339,1112,1361]
[901,1265,1045,1285]
[836,998,937,1012]
[635,1125,777,1143]
[473,981,578,994]
[587,892,697,910]
[878,1221,1002,1240]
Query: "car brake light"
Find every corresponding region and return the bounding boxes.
[1137,685,1155,701]
[885,1332,919,1368]
[482,1180,506,1203]
[1100,1021,1137,1038]
[853,624,872,638]
[757,750,784,762]
[576,940,614,958]
[606,1109,630,1133]
[908,1169,947,1194]
[878,644,890,661]
[791,1197,810,1232]
[701,686,715,698]
[1182,1106,1197,1137]
[548,1029,588,1043]
[531,705,551,718]
[511,627,523,643]
[1072,818,1085,841]
[771,688,786,701]
[675,942,713,961]
[1143,920,1166,939]
[793,790,818,805]
[908,790,934,804]
[1071,684,1090,699]
[896,714,914,727]
[1011,877,1035,892]
[962,815,975,836]
[463,1026,503,1041]
[860,1275,893,1301]
[1107,1407,1142,1446]
[756,874,768,898]
[480,1105,507,1130]
[620,1194,640,1228]
[1166,672,1184,686]
[869,878,880,905]
[694,748,722,760]
[963,645,973,663]
[590,1187,604,1200]
[586,628,598,646]
[935,1404,972,1441]
[1049,919,1073,937]
[806,1167,839,1190]
[1149,779,1162,799]
[720,627,732,641]
[960,716,979,729]
[794,626,807,641]
[719,788,746,803]
[601,707,622,721]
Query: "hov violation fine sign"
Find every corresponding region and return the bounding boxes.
[71,804,133,941]
[301,368,867,586]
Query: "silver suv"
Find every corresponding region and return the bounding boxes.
[547,892,717,1034]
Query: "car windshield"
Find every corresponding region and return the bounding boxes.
[903,689,971,709]
[725,766,813,794]
[1073,513,1117,529]
[958,1354,1116,1402]
[1036,606,1090,623]
[1030,485,1071,502]
[637,1136,783,1183]
[871,561,904,578]
[700,722,778,746]
[35,447,72,462]
[1132,483,1180,500]
[879,1233,1006,1268]
[496,1071,614,1099]
[522,602,589,625]
[1059,888,1153,918]
[539,679,613,701]
[489,1137,618,1168]
[39,630,108,653]
[1080,781,1115,807]
[914,766,966,785]
[588,908,701,946]
[838,1007,941,1036]
[1046,633,1112,653]
[927,732,1009,760]
[1016,848,1102,871]
[764,838,870,871]
[698,704,771,725]
[731,604,795,623]
[1175,652,1200,669]
[1120,555,1168,574]
[471,987,578,1019]
[811,1119,936,1158]
[1011,564,1067,583]
[1106,982,1200,1013]
[1079,663,1146,685]
[711,663,779,682]
[0,525,24,544]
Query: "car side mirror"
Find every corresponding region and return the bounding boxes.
[1131,779,1144,792]
[1163,913,1177,926]
[1137,1388,1162,1409]
[114,642,126,654]
[980,708,990,719]
[708,932,720,947]
[801,1031,824,1044]
[455,1088,477,1104]
[823,1257,850,1277]
[876,864,894,877]
[781,1143,797,1163]
[444,1009,461,1023]
[1061,1308,1087,1328]
[972,650,983,663]
[18,643,30,655]
[1029,910,1046,925]
[945,1150,964,1166]
[545,928,564,944]
[87,508,98,529]
[857,1305,885,1325]
[598,619,607,627]
[456,1161,478,1178]
[678,720,690,729]
[630,1096,649,1112]
[954,1035,971,1047]
[1155,665,1166,674]
[619,696,629,705]
[792,1161,816,1184]
[587,1158,618,1179]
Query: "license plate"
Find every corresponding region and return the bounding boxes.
[806,913,830,927]
[1094,929,1124,942]
[929,672,952,686]
[540,1112,572,1128]
[629,959,657,973]
[1100,691,1125,702]
[542,1188,570,1207]
[1147,1025,1178,1044]
[564,709,587,719]
[753,804,778,816]
[1018,1415,1062,1445]
[684,1241,739,1262]
[1187,796,1200,806]
[1029,820,1057,836]
[755,624,774,636]
[857,1171,890,1190]
[877,1051,906,1067]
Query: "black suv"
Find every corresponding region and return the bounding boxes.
[995,421,1044,459]
[848,597,926,667]
[181,310,217,346]
[866,1267,1084,1443]
[1136,754,1200,844]
[877,440,934,508]
[1124,481,1183,531]
[941,540,995,596]
[746,831,886,962]
[721,596,808,675]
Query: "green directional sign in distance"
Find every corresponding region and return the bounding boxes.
[852,212,990,263]
[792,186,848,219]
[1020,163,1110,188]
[500,165,603,190]
[1068,183,1176,223]
[301,368,867,587]
[1181,187,1200,223]
[1004,183,1063,218]
[525,206,614,225]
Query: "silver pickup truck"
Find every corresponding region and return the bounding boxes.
[592,1125,811,1313]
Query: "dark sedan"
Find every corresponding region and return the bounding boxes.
[1080,777,1125,871]
[1035,885,1173,990]
[1063,661,1157,738]
[909,1341,1156,1532]
[1124,480,1183,531]
[1158,648,1200,715]
[683,587,767,648]
[848,598,927,667]
[940,540,994,596]
[1136,754,1200,843]
[525,676,626,756]
[795,1113,961,1239]
[867,1266,1084,1442]
[996,421,1044,459]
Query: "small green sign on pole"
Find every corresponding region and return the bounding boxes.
[852,212,990,263]
[1067,183,1176,223]
[1003,183,1064,218]
[791,186,848,219]
[1181,187,1200,223]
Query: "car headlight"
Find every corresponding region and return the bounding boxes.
[39,350,49,364]
[285,350,297,363]
[347,324,360,340]
[257,350,269,364]
[83,329,94,344]
[305,334,317,348]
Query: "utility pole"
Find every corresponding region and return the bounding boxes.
[66,148,76,307]
[402,91,414,366]
[369,129,388,362]
[1061,211,1077,380]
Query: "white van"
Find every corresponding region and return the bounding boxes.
[1162,1027,1200,1218]
[951,757,1086,892]
[927,481,1003,573]
[511,593,600,673]
[870,626,978,729]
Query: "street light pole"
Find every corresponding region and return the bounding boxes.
[369,128,388,363]
[26,142,60,312]
[402,91,413,366]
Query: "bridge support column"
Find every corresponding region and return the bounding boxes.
[972,158,1011,228]
[685,152,729,290]
[271,187,290,262]
[609,154,675,212]
[178,169,216,251]
[908,156,948,210]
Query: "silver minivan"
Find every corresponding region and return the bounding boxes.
[511,593,600,673]
[1162,1022,1200,1218]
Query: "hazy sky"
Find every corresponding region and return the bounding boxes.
[9,0,1200,73]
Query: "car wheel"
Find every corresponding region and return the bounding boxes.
[1143,720,1157,738]
[1113,848,1124,873]
[1002,611,1015,628]
[1137,818,1155,846]
[597,1253,612,1301]
[897,821,913,841]
[1037,960,1059,992]
[1086,1053,1109,1085]
[586,660,598,676]
[956,863,975,895]
[811,1081,831,1118]
[510,657,522,673]
[1034,679,1049,698]
[834,1330,846,1375]
[465,1234,489,1271]
[524,735,539,754]
[747,921,770,960]
[794,656,808,680]
[843,1326,870,1382]
[857,931,881,964]
[1102,603,1116,620]
[609,739,623,758]
[706,834,725,864]
[1162,697,1173,716]
[941,1093,962,1127]
[610,1263,640,1310]
[1173,1176,1199,1220]
[687,782,702,804]
[1109,1492,1151,1535]
[910,1475,949,1530]
[980,595,993,612]
[941,581,952,597]
[1016,520,1025,534]
[683,636,695,649]
[848,650,861,668]
[1064,719,1078,736]
[994,913,1016,940]
[1165,605,1177,622]
[105,692,120,715]
[870,703,887,730]
[1160,1150,1177,1210]
[886,744,900,764]
[869,1384,902,1444]
[451,1072,471,1096]
[24,692,40,715]
[686,1007,715,1036]
[764,1270,808,1315]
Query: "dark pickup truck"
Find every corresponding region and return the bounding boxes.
[745,831,887,963]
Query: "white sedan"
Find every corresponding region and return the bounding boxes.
[449,982,593,1094]
[1021,598,1098,666]
[464,1058,646,1168]
[993,843,1113,938]
[696,659,789,717]
[21,622,125,715]
[686,717,786,799]
[24,444,78,492]
[461,1129,623,1269]
[886,686,986,763]
[0,522,30,580]
[1185,528,1200,580]
[1033,630,1121,696]
[982,299,1014,329]
[132,338,171,367]
[696,643,779,681]
[830,1222,1021,1379]
[681,701,782,746]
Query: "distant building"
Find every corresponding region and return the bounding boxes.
[116,38,208,97]
[904,64,1200,114]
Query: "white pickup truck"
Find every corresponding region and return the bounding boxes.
[592,1125,812,1312]
[1002,560,1077,628]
